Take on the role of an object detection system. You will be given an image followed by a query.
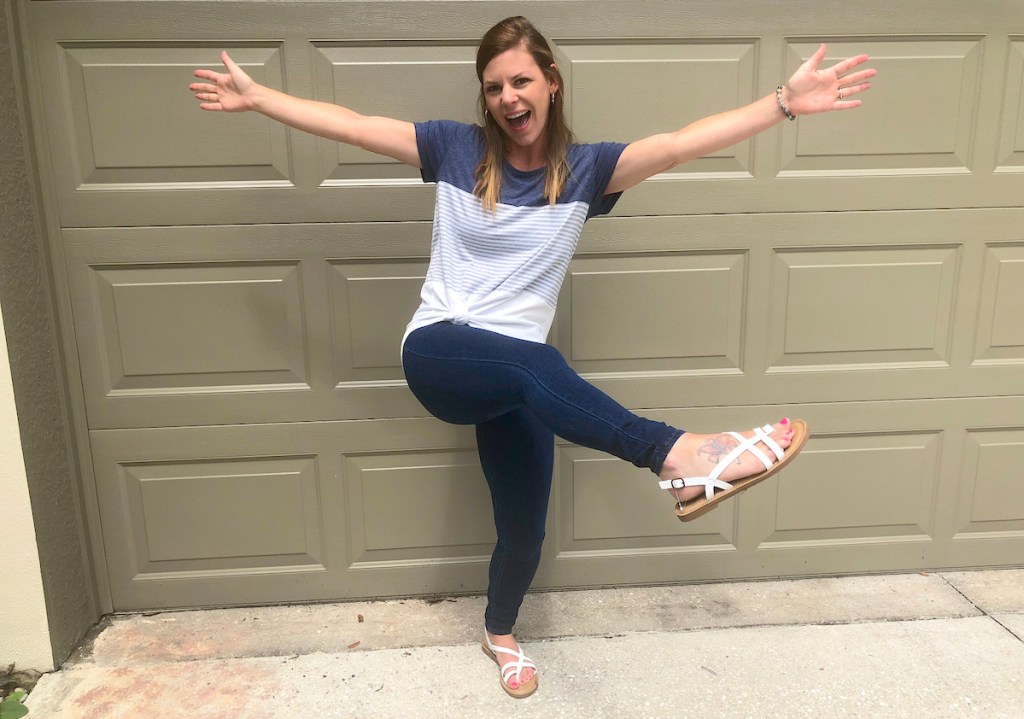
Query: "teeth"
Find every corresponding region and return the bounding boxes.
[506,110,529,119]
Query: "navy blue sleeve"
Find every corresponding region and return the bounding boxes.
[415,120,478,184]
[585,141,629,219]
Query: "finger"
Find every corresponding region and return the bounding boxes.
[829,53,870,77]
[188,82,217,93]
[839,81,871,99]
[833,99,863,111]
[839,68,877,86]
[804,42,828,72]
[221,50,242,74]
[199,102,224,112]
[192,69,221,81]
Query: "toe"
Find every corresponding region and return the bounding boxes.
[771,419,794,446]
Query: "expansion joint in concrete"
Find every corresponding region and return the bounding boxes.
[937,573,1023,645]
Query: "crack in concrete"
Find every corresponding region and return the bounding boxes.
[938,573,1023,645]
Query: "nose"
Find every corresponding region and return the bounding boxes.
[501,85,518,107]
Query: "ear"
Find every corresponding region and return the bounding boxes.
[547,63,560,94]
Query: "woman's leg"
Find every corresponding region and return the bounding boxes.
[402,322,796,689]
[404,322,796,503]
[403,322,683,472]
[477,407,553,636]
[477,410,553,693]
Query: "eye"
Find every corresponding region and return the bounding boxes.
[484,84,500,95]
[514,77,530,87]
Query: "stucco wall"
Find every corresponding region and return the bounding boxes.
[0,308,52,671]
[1,2,98,670]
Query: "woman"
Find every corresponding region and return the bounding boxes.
[191,16,873,699]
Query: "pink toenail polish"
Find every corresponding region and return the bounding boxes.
[781,417,789,425]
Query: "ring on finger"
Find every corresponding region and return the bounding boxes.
[837,88,844,100]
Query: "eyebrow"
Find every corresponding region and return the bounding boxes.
[484,72,530,85]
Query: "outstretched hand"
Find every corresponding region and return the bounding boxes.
[783,44,876,116]
[190,51,256,112]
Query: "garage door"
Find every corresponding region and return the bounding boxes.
[22,0,1024,610]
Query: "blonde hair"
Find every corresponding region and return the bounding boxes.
[474,16,575,212]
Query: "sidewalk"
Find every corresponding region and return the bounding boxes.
[26,569,1024,718]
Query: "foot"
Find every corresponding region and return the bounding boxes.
[485,631,535,690]
[658,418,795,504]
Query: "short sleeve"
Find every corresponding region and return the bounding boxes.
[585,141,628,219]
[414,120,477,184]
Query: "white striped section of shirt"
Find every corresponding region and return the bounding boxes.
[427,181,589,308]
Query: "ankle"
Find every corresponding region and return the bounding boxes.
[659,432,695,482]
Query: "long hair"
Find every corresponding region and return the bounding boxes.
[474,16,574,212]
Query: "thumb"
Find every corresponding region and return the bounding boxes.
[221,50,242,75]
[805,42,827,72]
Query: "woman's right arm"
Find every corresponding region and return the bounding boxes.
[190,51,420,168]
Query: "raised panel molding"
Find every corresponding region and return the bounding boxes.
[90,262,309,393]
[120,456,324,577]
[780,37,983,175]
[59,43,290,187]
[556,447,736,555]
[557,39,758,176]
[329,260,426,382]
[996,38,1024,172]
[955,428,1024,538]
[974,243,1024,365]
[312,41,478,184]
[756,431,942,547]
[562,251,747,374]
[344,450,497,567]
[768,245,960,371]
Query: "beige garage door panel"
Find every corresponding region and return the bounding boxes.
[562,209,1024,410]
[27,2,1024,228]
[541,397,1024,590]
[66,210,1024,431]
[58,44,291,186]
[1000,38,1024,170]
[64,224,431,428]
[780,38,981,173]
[313,41,479,183]
[90,418,496,609]
[90,397,1024,610]
[975,243,1024,363]
[768,245,958,367]
[957,428,1024,534]
[563,39,759,177]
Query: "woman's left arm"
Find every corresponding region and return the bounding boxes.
[606,44,876,194]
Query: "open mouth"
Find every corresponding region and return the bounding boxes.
[505,110,531,131]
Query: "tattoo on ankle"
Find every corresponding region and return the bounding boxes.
[697,435,740,465]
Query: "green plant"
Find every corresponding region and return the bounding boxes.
[0,689,29,719]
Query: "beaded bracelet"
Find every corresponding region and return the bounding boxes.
[776,85,796,121]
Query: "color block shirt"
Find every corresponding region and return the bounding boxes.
[402,120,627,347]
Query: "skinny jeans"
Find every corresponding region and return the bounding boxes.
[402,321,683,635]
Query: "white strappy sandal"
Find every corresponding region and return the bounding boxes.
[482,632,538,699]
[659,419,809,522]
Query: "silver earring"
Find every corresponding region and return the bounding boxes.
[550,93,555,105]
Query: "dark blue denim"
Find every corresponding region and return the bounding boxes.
[402,321,684,634]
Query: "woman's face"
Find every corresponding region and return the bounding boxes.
[481,45,559,150]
